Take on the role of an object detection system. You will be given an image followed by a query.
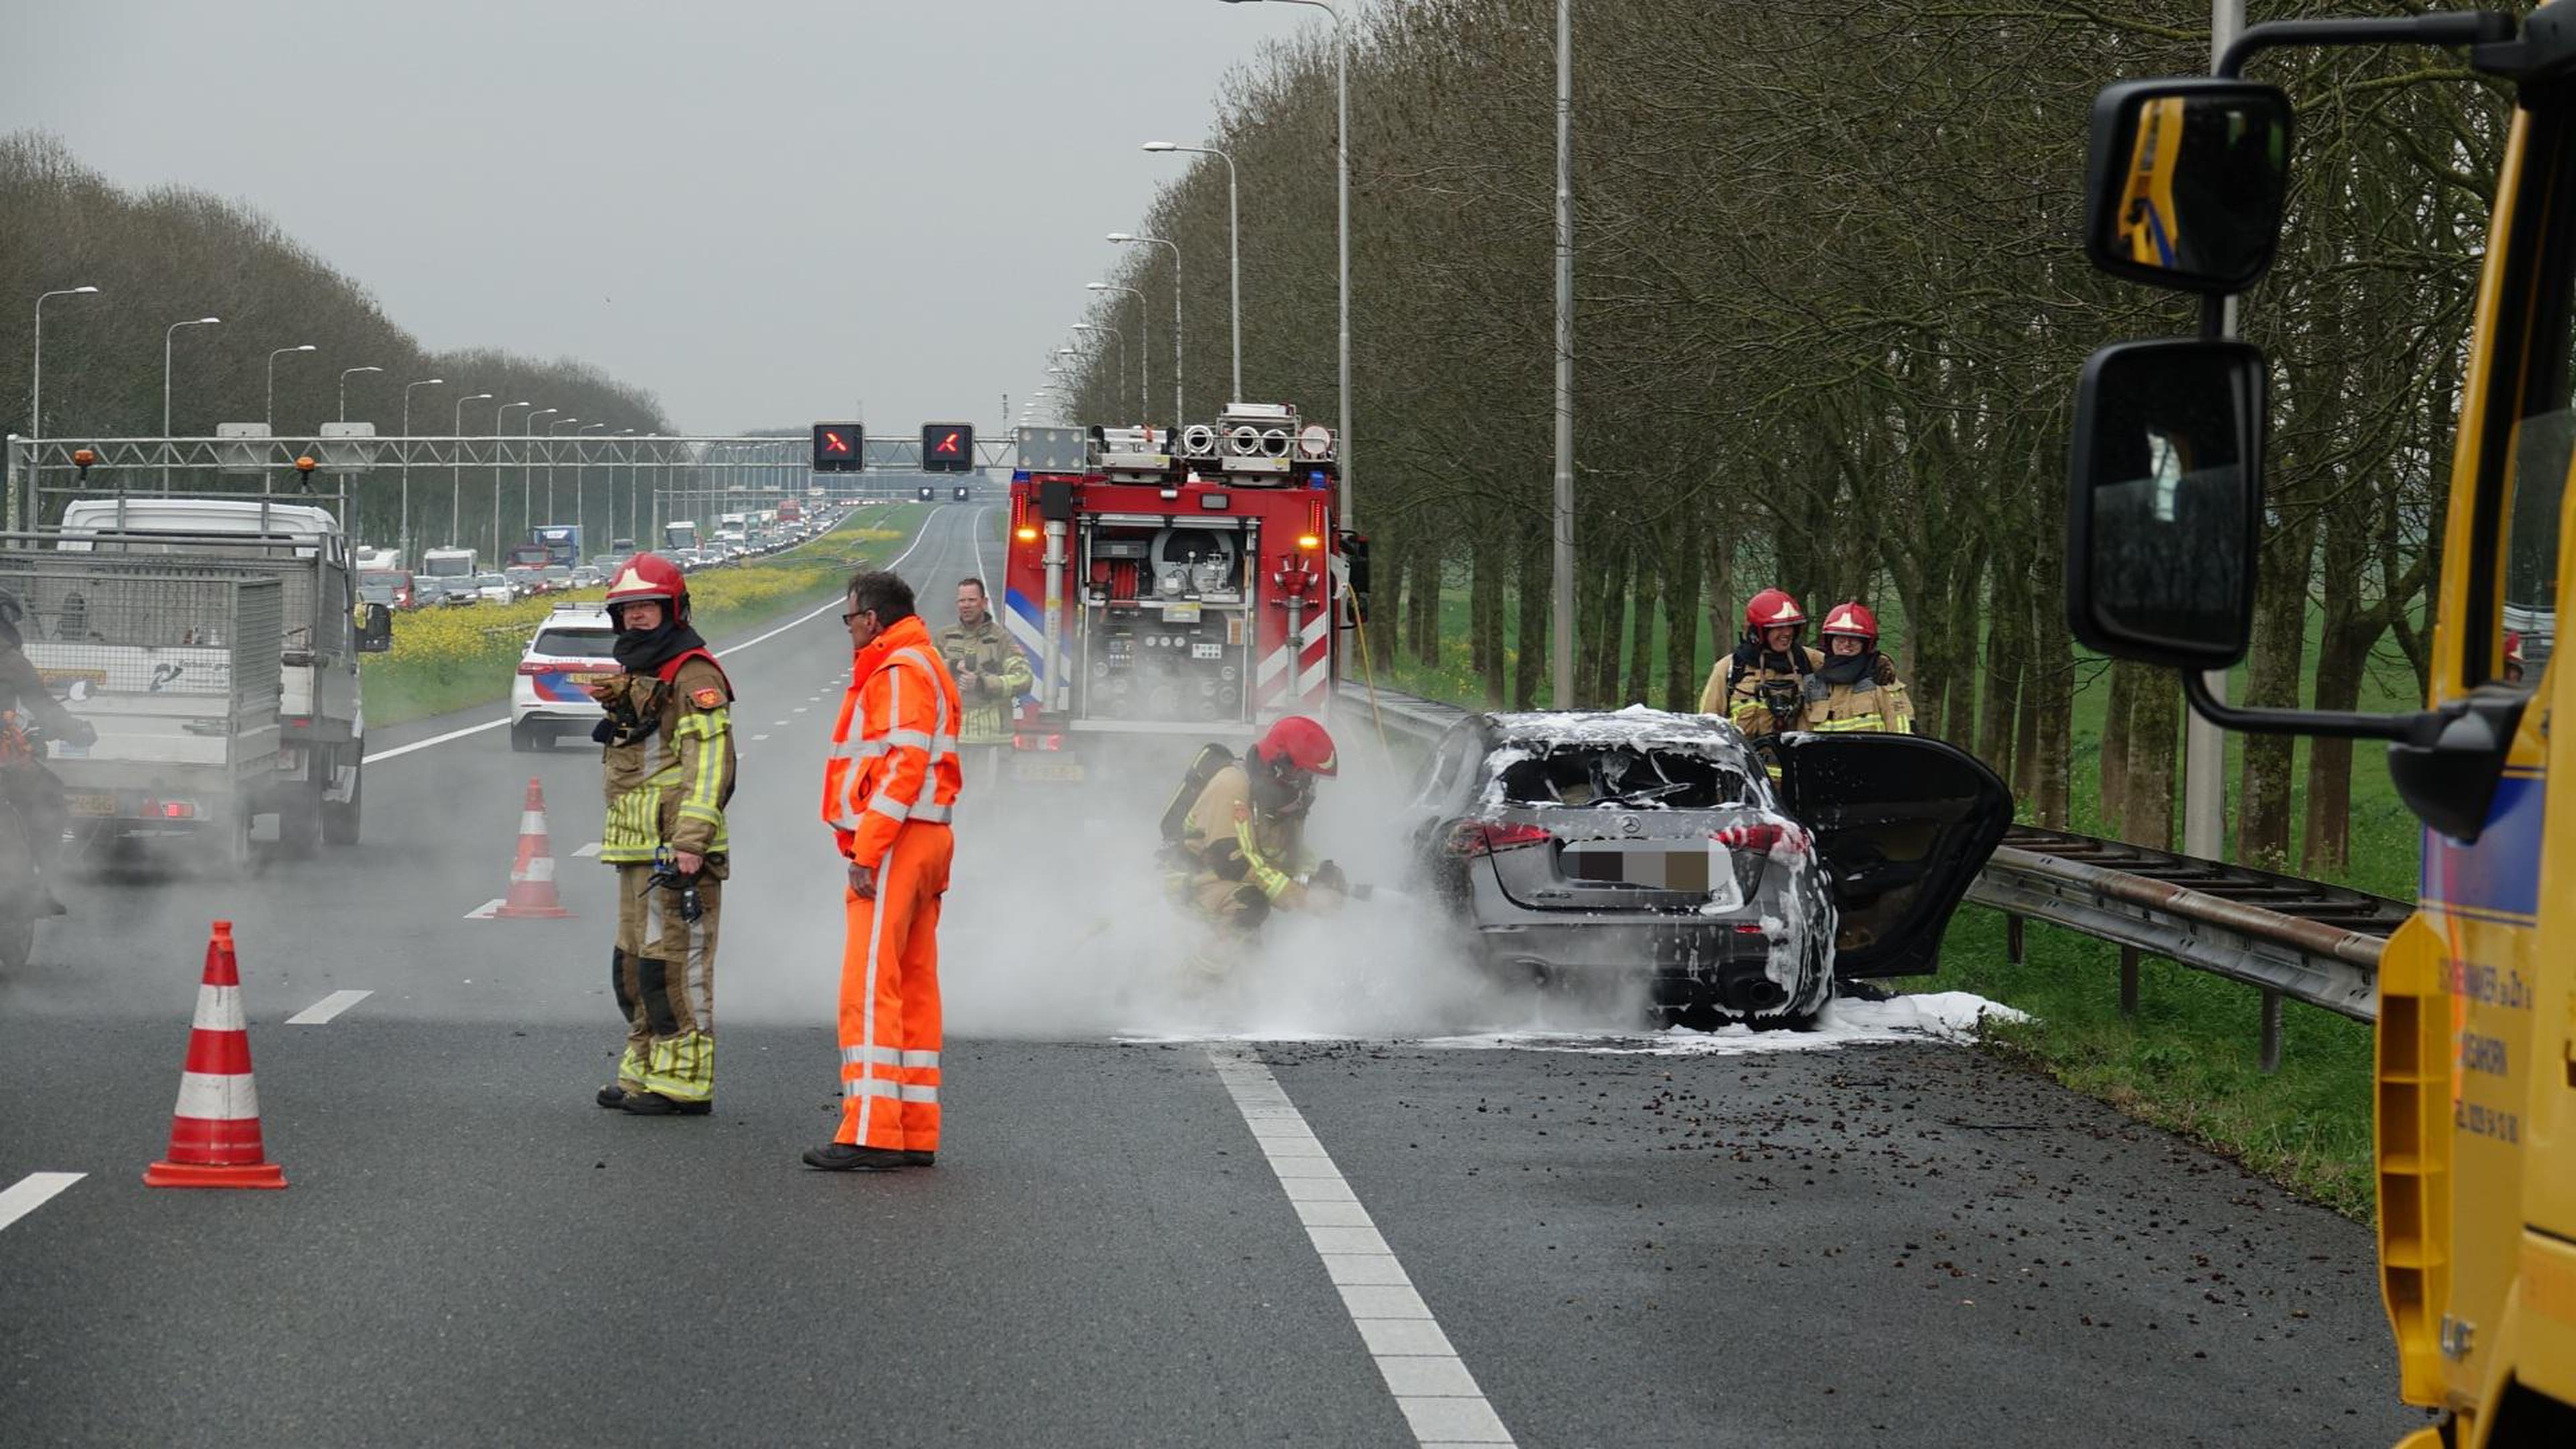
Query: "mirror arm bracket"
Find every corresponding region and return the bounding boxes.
[2216,13,2517,79]
[2180,668,2415,741]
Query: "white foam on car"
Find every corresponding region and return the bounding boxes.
[1415,990,2029,1056]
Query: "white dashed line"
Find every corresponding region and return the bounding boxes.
[464,898,503,920]
[793,706,808,714]
[1208,1050,1515,1446]
[573,842,601,858]
[286,989,373,1025]
[0,1172,83,1233]
[752,734,770,743]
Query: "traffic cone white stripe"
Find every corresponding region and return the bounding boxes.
[191,983,244,1031]
[520,811,547,835]
[173,1071,261,1120]
[513,856,556,883]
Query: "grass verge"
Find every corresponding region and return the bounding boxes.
[362,504,929,727]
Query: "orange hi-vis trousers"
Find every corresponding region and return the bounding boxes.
[837,820,953,1151]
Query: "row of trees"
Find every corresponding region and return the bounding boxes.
[1053,0,2512,877]
[0,131,678,559]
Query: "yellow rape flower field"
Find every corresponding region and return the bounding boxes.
[364,506,926,725]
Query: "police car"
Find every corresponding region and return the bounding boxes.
[510,605,619,751]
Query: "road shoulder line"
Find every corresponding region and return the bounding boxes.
[286,989,373,1025]
[1208,1049,1515,1446]
[0,1172,84,1233]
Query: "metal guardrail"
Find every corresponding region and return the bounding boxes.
[1336,678,2404,1064]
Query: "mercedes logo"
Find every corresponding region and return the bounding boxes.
[1619,814,1641,836]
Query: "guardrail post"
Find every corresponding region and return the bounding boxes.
[2259,988,2284,1073]
[2005,914,2025,964]
[2118,946,2140,1016]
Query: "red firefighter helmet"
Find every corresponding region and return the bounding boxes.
[1254,715,1339,777]
[1820,601,1880,642]
[605,552,690,624]
[1744,588,1807,633]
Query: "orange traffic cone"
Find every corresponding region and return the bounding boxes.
[146,921,287,1189]
[494,776,572,919]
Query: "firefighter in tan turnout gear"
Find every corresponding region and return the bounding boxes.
[1803,602,1914,733]
[1162,716,1346,973]
[588,553,737,1116]
[936,577,1033,786]
[1699,588,1824,739]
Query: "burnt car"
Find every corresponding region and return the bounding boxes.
[1400,709,2009,1026]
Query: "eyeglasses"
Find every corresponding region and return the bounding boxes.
[841,608,875,626]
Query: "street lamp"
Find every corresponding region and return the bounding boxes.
[337,364,384,421]
[162,316,221,492]
[522,408,558,535]
[32,285,100,441]
[399,377,445,561]
[1110,234,1186,421]
[546,415,580,525]
[1089,281,1151,418]
[1219,0,1351,529]
[1071,324,1125,419]
[452,392,493,545]
[1144,141,1242,402]
[266,344,317,431]
[496,401,533,555]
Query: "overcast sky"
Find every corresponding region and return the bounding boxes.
[2,0,1310,435]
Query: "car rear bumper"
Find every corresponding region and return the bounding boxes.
[1471,918,1821,1016]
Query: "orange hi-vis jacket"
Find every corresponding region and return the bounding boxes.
[823,614,963,865]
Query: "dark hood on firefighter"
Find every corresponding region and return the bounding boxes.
[1732,633,1813,677]
[611,616,710,679]
[1815,647,1881,688]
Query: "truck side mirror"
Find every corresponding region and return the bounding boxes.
[2064,337,2265,671]
[2084,78,2294,294]
[1340,532,1372,604]
[358,602,394,654]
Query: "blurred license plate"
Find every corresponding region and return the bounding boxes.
[1566,844,1713,892]
[66,792,115,818]
[566,672,612,687]
[1014,759,1085,782]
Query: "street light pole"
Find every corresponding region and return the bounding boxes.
[1110,235,1186,420]
[400,378,445,562]
[2184,0,2247,862]
[453,392,493,546]
[496,401,533,556]
[1550,0,1576,708]
[162,316,221,492]
[523,408,557,536]
[1231,0,1352,528]
[337,364,383,421]
[578,423,608,552]
[547,416,580,524]
[1089,282,1151,418]
[32,285,100,441]
[266,345,317,432]
[1144,142,1242,402]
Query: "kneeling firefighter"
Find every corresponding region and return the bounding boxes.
[1699,588,1823,739]
[589,553,737,1116]
[1161,716,1346,967]
[1803,602,1914,733]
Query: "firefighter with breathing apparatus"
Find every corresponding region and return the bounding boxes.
[1162,715,1346,973]
[0,589,93,910]
[1802,602,1915,733]
[587,553,737,1116]
[1700,588,1823,738]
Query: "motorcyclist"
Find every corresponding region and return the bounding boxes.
[0,590,95,909]
[1803,602,1915,733]
[1163,716,1345,971]
[1699,588,1823,739]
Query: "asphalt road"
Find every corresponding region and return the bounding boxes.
[0,503,2426,1446]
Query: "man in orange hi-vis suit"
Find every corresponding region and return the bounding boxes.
[806,569,963,1172]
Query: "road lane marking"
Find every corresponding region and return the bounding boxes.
[287,989,372,1025]
[464,898,503,920]
[366,514,945,767]
[752,734,770,742]
[574,842,601,857]
[1209,1051,1514,1446]
[0,1172,83,1233]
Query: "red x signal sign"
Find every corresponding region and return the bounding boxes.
[922,423,975,474]
[812,422,864,472]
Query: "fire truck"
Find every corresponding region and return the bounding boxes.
[1000,404,1352,783]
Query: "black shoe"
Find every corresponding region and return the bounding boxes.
[596,1084,628,1108]
[802,1142,908,1171]
[620,1091,712,1116]
[903,1150,936,1167]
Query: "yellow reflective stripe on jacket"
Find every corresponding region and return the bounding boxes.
[1235,816,1296,900]
[674,707,730,828]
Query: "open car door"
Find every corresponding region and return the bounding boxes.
[1770,733,2013,978]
